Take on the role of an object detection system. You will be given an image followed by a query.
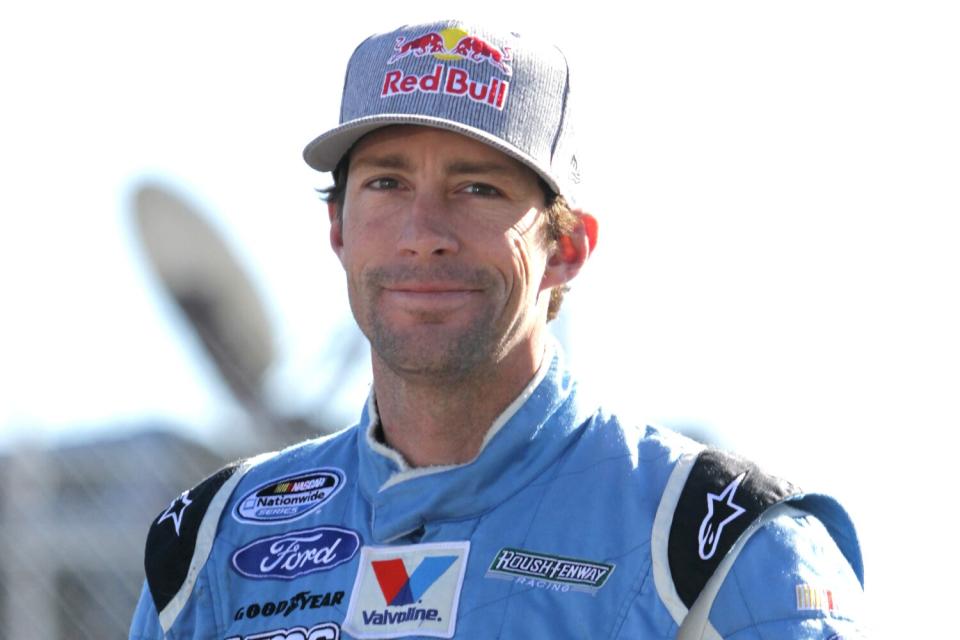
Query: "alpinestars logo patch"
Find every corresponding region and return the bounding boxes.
[157,490,192,536]
[697,472,747,560]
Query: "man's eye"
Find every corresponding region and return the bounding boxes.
[367,177,399,190]
[462,183,501,197]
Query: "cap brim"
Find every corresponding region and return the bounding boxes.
[302,114,563,197]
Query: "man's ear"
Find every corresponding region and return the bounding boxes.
[328,201,344,263]
[540,210,598,292]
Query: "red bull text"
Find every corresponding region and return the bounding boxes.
[381,64,509,110]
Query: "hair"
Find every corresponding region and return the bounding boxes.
[319,152,579,321]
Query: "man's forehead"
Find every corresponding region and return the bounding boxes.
[347,125,535,178]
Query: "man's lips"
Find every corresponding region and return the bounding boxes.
[380,283,482,308]
[386,283,482,293]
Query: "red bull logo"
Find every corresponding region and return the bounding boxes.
[387,28,512,75]
[387,32,447,64]
[381,28,512,111]
[449,35,511,75]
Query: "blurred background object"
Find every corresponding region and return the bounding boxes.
[0,429,222,637]
[134,184,276,429]
[132,183,351,451]
[0,181,365,636]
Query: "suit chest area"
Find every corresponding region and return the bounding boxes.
[208,482,667,639]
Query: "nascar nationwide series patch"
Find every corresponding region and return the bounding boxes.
[233,468,345,524]
[485,547,615,594]
[343,541,470,639]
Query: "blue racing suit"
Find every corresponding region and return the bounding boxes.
[130,341,866,639]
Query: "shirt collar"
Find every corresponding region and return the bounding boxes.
[355,339,596,542]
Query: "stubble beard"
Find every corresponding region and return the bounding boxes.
[357,264,506,382]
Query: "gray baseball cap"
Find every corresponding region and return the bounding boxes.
[302,19,581,204]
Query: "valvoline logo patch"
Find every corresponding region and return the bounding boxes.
[233,468,345,524]
[373,555,458,606]
[381,28,511,111]
[343,541,470,639]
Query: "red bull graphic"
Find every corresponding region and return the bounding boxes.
[388,28,512,75]
[450,35,511,75]
[387,32,446,63]
[380,28,513,112]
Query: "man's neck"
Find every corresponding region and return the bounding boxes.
[370,337,547,467]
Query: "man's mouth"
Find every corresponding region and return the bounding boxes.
[381,282,483,309]
[388,282,481,293]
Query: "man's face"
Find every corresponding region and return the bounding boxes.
[329,125,558,380]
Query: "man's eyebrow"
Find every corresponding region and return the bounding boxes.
[349,155,521,178]
[445,160,519,177]
[350,154,411,171]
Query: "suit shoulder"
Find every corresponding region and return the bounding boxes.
[140,428,359,630]
[647,444,863,636]
[231,427,359,492]
[229,429,358,526]
[143,457,256,626]
[584,412,705,462]
[707,507,867,637]
[262,425,359,467]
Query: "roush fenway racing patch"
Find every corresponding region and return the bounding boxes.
[343,541,470,639]
[485,547,615,594]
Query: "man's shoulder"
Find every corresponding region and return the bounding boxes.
[151,424,361,539]
[140,455,254,629]
[234,424,360,488]
[573,413,865,621]
[704,506,868,638]
[579,411,707,477]
[139,425,361,630]
[624,432,866,638]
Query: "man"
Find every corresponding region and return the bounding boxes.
[130,19,866,639]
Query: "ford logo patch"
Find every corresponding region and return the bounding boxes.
[231,526,361,580]
[234,468,345,524]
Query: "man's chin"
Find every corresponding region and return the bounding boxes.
[367,321,498,380]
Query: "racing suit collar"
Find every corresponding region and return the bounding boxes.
[356,338,597,543]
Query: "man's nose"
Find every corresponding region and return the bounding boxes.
[396,192,460,257]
